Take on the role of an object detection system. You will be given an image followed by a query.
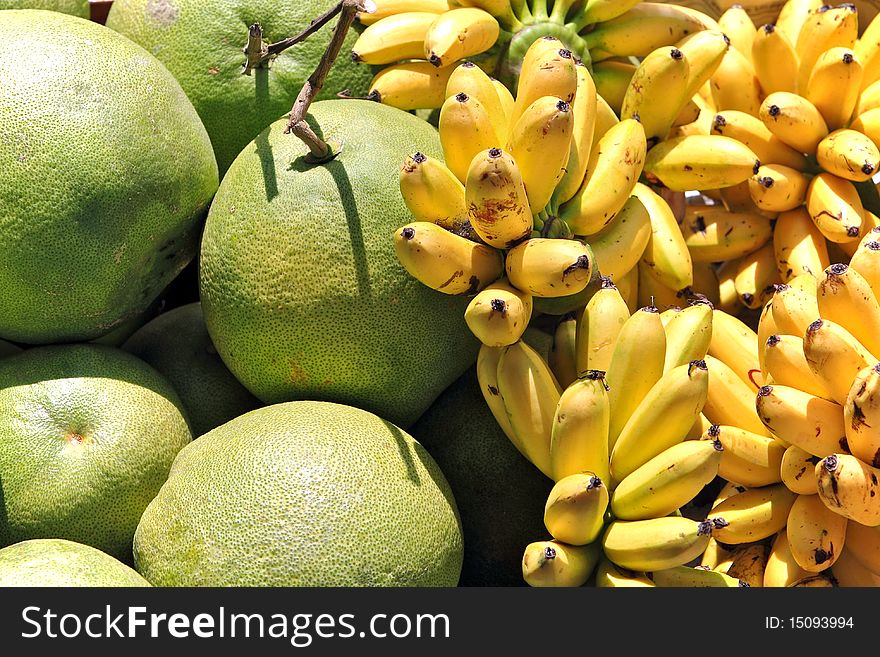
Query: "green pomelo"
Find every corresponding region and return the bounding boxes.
[105,0,375,174]
[199,100,478,429]
[0,10,218,344]
[122,302,262,437]
[0,0,88,17]
[412,369,552,586]
[0,539,151,587]
[134,401,463,586]
[0,344,192,562]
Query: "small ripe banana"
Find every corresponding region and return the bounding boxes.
[717,258,744,314]
[770,280,820,337]
[393,222,503,294]
[832,546,880,586]
[576,278,630,375]
[858,8,880,90]
[610,439,723,521]
[816,129,880,183]
[806,47,864,132]
[764,334,835,401]
[843,521,880,575]
[632,183,693,292]
[795,3,859,94]
[588,195,652,284]
[552,60,598,207]
[491,76,515,126]
[734,242,781,311]
[594,557,655,587]
[850,108,880,152]
[680,205,773,264]
[603,516,716,573]
[368,60,456,109]
[692,259,721,308]
[676,30,730,102]
[591,60,636,116]
[464,277,533,347]
[522,540,601,587]
[476,344,526,456]
[850,235,880,297]
[559,119,647,236]
[549,370,611,482]
[544,472,609,545]
[465,148,533,249]
[439,92,500,182]
[512,37,578,128]
[775,0,825,47]
[843,212,880,259]
[505,238,593,298]
[636,260,685,311]
[507,96,574,214]
[653,564,747,587]
[591,93,620,151]
[711,110,809,171]
[549,314,578,390]
[718,179,772,218]
[620,46,691,144]
[713,481,749,509]
[706,424,785,488]
[399,152,467,230]
[757,297,777,381]
[424,7,500,68]
[644,134,760,192]
[759,91,829,155]
[748,164,809,213]
[805,172,865,244]
[755,384,846,457]
[717,3,755,62]
[351,12,437,64]
[844,363,880,468]
[708,483,798,545]
[357,0,450,25]
[764,529,814,587]
[725,543,769,587]
[787,492,848,572]
[751,23,799,95]
[816,453,880,526]
[661,301,713,374]
[804,318,876,405]
[781,443,821,495]
[606,304,667,451]
[818,264,880,359]
[708,308,761,389]
[617,264,639,314]
[445,61,509,144]
[709,46,762,117]
[703,354,771,436]
[857,80,880,116]
[609,359,709,484]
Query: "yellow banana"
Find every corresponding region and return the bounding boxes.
[764,529,813,587]
[856,80,880,116]
[841,211,880,258]
[476,343,526,456]
[351,12,437,64]
[393,222,503,294]
[818,263,880,359]
[424,7,500,68]
[595,557,655,587]
[465,148,533,248]
[805,172,865,244]
[680,205,772,263]
[464,277,533,347]
[706,424,785,488]
[713,481,749,509]
[757,296,777,381]
[787,492,848,572]
[652,564,747,587]
[588,195,652,284]
[751,23,799,95]
[610,439,723,521]
[505,238,593,298]
[544,472,609,545]
[491,76,515,126]
[795,3,859,94]
[759,91,829,155]
[662,301,713,374]
[676,29,730,102]
[806,47,864,131]
[774,0,825,47]
[781,443,821,495]
[632,183,693,292]
[858,8,880,90]
[718,179,775,219]
[844,363,880,468]
[709,46,762,117]
[717,258,744,315]
[816,453,880,526]
[560,119,647,236]
[445,60,508,144]
[849,107,880,152]
[495,339,563,477]
[816,129,880,183]
[709,307,761,389]
[843,521,880,575]
[552,60,598,206]
[549,313,578,390]
[399,152,467,230]
[717,3,755,64]
[636,260,686,311]
[770,279,820,337]
[591,93,620,151]
[606,304,667,451]
[357,0,450,25]
[507,96,574,214]
[764,334,835,401]
[368,60,456,110]
[591,60,635,116]
[577,0,642,24]
[703,354,771,436]
[512,37,578,127]
[645,134,760,192]
[549,370,611,483]
[734,241,781,311]
[748,164,809,214]
[755,384,846,457]
[725,543,768,587]
[692,259,721,308]
[708,483,798,545]
[609,359,709,483]
[602,516,715,572]
[804,317,876,404]
[620,45,691,144]
[439,92,500,182]
[522,540,601,587]
[576,278,630,375]
[711,110,810,171]
[850,232,880,297]
[617,263,639,314]
[832,545,880,586]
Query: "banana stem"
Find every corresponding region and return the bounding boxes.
[284,0,366,162]
[530,0,549,21]
[511,0,532,24]
[549,0,576,24]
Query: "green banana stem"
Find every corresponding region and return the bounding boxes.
[530,0,549,21]
[511,0,532,24]
[856,179,880,218]
[549,0,577,23]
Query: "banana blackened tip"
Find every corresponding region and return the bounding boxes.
[758,385,773,397]
[823,454,840,472]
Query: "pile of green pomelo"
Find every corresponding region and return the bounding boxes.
[0,0,556,587]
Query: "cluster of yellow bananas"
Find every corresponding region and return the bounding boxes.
[353,0,721,110]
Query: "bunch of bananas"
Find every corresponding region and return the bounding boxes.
[352,0,721,109]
